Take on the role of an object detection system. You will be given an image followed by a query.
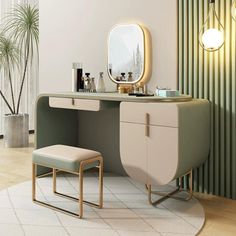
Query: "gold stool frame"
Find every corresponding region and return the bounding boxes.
[146,169,193,205]
[32,156,103,219]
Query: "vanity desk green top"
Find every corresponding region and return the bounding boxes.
[36,91,210,187]
[38,92,192,102]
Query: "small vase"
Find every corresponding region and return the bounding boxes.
[3,113,29,148]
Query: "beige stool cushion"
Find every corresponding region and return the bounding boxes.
[32,145,101,172]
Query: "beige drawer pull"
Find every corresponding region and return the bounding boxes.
[145,113,150,137]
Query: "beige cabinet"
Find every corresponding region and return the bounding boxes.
[147,125,178,186]
[120,100,210,186]
[120,122,147,183]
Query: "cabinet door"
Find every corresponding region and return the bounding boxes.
[120,122,147,184]
[147,125,179,186]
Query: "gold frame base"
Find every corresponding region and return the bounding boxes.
[32,156,103,219]
[146,169,193,206]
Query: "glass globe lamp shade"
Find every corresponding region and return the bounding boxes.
[199,0,224,52]
[201,28,224,50]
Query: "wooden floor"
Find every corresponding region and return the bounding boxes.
[0,135,33,190]
[0,135,235,235]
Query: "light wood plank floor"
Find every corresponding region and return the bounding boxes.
[0,135,33,190]
[0,135,235,235]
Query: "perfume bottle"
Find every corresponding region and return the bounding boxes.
[139,82,144,93]
[121,73,126,81]
[84,73,91,92]
[91,78,96,92]
[128,72,133,82]
[96,72,106,93]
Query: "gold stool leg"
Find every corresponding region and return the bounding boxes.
[32,163,36,201]
[32,156,103,219]
[99,158,103,208]
[53,168,57,193]
[79,163,84,219]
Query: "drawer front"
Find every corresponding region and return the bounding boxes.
[120,102,179,127]
[49,97,101,111]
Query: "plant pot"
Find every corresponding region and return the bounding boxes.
[3,114,29,148]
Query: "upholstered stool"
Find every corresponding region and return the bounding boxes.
[32,145,103,218]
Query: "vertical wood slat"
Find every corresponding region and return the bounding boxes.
[232,1,236,200]
[178,0,236,199]
[203,0,210,194]
[219,0,226,197]
[214,0,220,196]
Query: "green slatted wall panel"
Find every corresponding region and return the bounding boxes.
[178,0,236,199]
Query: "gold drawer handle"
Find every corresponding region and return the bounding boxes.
[145,113,150,137]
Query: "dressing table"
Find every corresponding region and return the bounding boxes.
[36,92,210,178]
[35,24,210,203]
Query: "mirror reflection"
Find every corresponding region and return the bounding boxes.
[108,24,145,83]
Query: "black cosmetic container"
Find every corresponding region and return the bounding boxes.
[72,63,83,92]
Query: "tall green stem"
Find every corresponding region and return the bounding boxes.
[16,35,30,114]
[7,56,16,113]
[0,90,14,114]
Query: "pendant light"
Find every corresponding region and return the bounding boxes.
[232,0,236,21]
[199,0,224,52]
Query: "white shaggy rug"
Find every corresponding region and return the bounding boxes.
[0,173,205,236]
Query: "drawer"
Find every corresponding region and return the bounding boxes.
[49,97,101,111]
[120,102,179,127]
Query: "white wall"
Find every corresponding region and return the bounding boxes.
[39,0,177,93]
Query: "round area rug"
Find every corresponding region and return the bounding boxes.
[0,173,205,236]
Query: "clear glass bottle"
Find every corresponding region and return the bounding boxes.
[91,78,96,93]
[139,82,144,93]
[96,72,106,93]
[84,73,91,92]
[128,72,133,82]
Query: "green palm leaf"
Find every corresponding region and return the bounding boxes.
[4,4,39,59]
[0,35,20,113]
[3,4,39,114]
[0,35,20,70]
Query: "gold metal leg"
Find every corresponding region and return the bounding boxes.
[147,169,193,206]
[32,163,36,201]
[79,162,84,219]
[32,156,104,219]
[53,168,56,193]
[147,185,180,205]
[185,168,193,201]
[99,158,103,208]
[37,169,61,178]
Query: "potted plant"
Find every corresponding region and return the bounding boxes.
[0,4,39,147]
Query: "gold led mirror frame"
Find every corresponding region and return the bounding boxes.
[108,24,151,87]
